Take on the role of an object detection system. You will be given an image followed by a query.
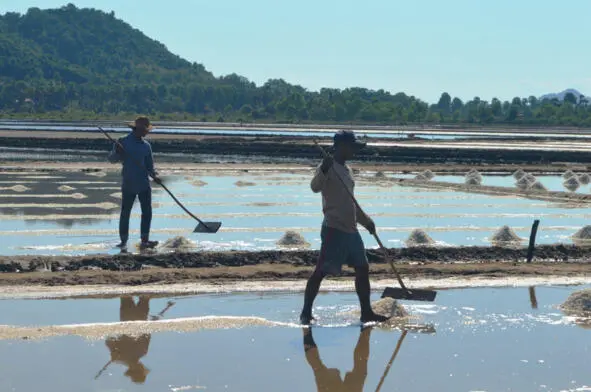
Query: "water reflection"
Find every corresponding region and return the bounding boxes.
[97,296,175,384]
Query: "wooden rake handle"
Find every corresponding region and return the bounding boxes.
[99,127,213,231]
[375,329,408,392]
[313,140,410,293]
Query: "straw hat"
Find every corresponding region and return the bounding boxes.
[128,116,153,131]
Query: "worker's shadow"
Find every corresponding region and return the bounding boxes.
[99,296,175,384]
[303,327,372,392]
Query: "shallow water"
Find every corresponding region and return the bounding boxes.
[0,285,590,391]
[0,169,590,255]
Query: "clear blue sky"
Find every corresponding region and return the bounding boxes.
[2,0,589,102]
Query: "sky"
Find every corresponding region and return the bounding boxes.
[2,0,589,103]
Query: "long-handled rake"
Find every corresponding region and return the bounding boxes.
[99,127,221,234]
[314,140,436,302]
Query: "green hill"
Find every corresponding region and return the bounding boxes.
[0,4,590,126]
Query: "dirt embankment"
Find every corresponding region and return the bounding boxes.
[3,131,591,165]
[1,245,591,286]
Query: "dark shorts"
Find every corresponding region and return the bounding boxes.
[317,226,368,276]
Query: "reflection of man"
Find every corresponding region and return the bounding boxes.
[303,327,371,392]
[105,296,152,384]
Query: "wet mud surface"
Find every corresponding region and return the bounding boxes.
[1,245,591,286]
[4,130,591,165]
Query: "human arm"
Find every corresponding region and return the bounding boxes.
[310,157,333,193]
[356,205,375,234]
[108,139,124,163]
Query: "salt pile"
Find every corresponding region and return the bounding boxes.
[465,176,481,186]
[515,177,530,190]
[71,193,87,199]
[466,169,482,181]
[191,180,208,187]
[159,236,197,252]
[276,231,310,247]
[110,192,122,199]
[560,289,591,316]
[513,169,526,180]
[572,226,591,240]
[86,171,107,178]
[491,225,522,244]
[375,171,386,178]
[528,181,547,191]
[234,181,256,187]
[58,185,76,192]
[563,170,576,180]
[524,174,537,184]
[414,173,428,181]
[10,185,29,192]
[421,170,435,180]
[563,176,580,192]
[405,229,435,246]
[578,173,591,185]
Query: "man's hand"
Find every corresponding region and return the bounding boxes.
[364,218,376,235]
[153,176,162,185]
[320,156,334,174]
[115,143,124,154]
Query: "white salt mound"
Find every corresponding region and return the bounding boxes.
[421,170,435,180]
[414,173,428,181]
[491,225,522,243]
[276,231,310,247]
[573,226,591,240]
[515,177,530,189]
[71,193,87,199]
[191,180,208,187]
[561,289,591,315]
[563,176,580,192]
[406,229,435,246]
[58,185,76,192]
[375,171,386,178]
[528,181,547,191]
[465,176,481,186]
[10,185,29,192]
[563,170,576,180]
[513,169,526,180]
[110,192,122,199]
[86,171,107,178]
[578,173,591,185]
[466,170,482,181]
[524,174,537,184]
[159,236,197,251]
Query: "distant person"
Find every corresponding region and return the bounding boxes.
[302,327,372,392]
[300,130,387,325]
[108,116,160,250]
[105,296,152,384]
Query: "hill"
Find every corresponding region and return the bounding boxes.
[1,4,591,126]
[540,89,588,103]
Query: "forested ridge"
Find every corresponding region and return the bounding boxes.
[1,4,590,126]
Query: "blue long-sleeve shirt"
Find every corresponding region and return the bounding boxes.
[108,133,156,194]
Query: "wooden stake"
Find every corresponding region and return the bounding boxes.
[526,220,540,263]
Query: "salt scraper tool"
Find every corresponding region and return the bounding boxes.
[99,127,221,234]
[313,139,436,302]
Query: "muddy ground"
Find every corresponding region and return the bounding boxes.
[3,130,591,166]
[0,245,590,286]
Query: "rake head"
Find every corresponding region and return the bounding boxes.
[193,221,222,234]
[381,287,437,302]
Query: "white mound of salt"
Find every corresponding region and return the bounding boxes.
[421,170,435,180]
[563,170,576,180]
[491,225,522,244]
[191,180,208,187]
[465,176,481,186]
[86,171,107,178]
[561,289,591,315]
[466,169,482,181]
[375,171,386,178]
[10,185,30,192]
[563,176,580,191]
[110,192,122,199]
[578,173,591,185]
[572,226,591,240]
[528,181,547,192]
[405,229,435,246]
[58,185,76,192]
[71,193,87,199]
[513,169,526,180]
[515,177,530,189]
[159,236,197,252]
[414,173,428,181]
[276,231,310,247]
[524,174,537,184]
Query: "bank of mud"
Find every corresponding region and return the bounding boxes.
[4,130,591,165]
[1,245,591,286]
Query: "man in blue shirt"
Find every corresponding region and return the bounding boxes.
[108,116,161,250]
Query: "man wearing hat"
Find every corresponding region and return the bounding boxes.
[300,130,387,325]
[108,116,160,250]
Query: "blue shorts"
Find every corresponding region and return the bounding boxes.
[317,226,368,276]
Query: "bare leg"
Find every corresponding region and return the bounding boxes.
[355,265,388,323]
[300,269,325,324]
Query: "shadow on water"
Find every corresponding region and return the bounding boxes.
[95,296,176,384]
